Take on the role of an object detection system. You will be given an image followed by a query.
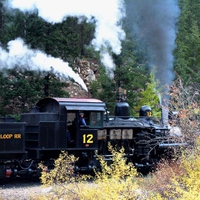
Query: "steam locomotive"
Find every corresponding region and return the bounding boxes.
[0,97,184,179]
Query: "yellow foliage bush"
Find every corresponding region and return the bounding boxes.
[141,137,200,200]
[94,142,138,181]
[170,137,200,199]
[36,144,144,200]
[24,139,200,200]
[80,143,140,200]
[39,150,79,186]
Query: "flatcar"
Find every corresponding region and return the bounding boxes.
[0,97,184,179]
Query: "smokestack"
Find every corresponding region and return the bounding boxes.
[159,95,170,126]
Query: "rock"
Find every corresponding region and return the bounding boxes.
[65,58,100,98]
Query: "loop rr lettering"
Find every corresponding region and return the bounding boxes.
[0,134,21,139]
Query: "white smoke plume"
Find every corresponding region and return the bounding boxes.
[0,38,88,91]
[6,0,126,78]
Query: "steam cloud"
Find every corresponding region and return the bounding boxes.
[125,0,180,91]
[2,0,179,98]
[6,0,126,79]
[0,38,88,91]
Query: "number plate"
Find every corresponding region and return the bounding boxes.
[78,129,98,148]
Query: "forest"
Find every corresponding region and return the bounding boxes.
[0,0,199,118]
[0,1,200,199]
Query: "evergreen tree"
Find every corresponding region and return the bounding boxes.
[90,66,116,114]
[113,35,149,115]
[90,36,149,115]
[0,6,95,60]
[134,72,161,117]
[0,68,69,115]
[174,0,200,85]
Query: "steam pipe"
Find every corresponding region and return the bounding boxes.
[159,142,187,148]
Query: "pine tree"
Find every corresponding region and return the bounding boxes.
[0,68,69,115]
[134,71,161,117]
[174,0,200,85]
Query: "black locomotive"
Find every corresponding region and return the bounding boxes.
[0,97,184,179]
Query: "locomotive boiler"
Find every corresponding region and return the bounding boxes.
[0,97,184,179]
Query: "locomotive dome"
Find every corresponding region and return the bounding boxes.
[139,105,152,117]
[114,102,130,118]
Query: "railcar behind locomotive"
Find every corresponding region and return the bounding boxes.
[0,97,184,179]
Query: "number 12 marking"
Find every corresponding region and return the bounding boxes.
[83,134,93,143]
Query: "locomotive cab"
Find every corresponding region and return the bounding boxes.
[66,109,104,148]
[21,97,106,160]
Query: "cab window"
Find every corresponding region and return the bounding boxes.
[89,112,103,127]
